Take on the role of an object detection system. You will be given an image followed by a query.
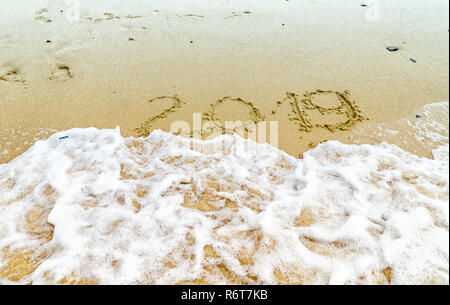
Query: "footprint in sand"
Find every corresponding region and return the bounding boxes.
[35,16,52,23]
[35,8,48,15]
[88,12,142,22]
[49,64,74,81]
[0,64,27,88]
[34,8,52,23]
[94,13,120,22]
[178,14,204,18]
[226,11,252,19]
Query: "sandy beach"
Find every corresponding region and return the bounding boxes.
[1,0,448,161]
[0,0,448,285]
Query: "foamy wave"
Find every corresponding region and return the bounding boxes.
[350,101,449,159]
[0,128,448,284]
[409,101,449,145]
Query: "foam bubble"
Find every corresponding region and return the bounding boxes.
[0,127,448,284]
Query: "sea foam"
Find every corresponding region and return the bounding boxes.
[0,126,448,284]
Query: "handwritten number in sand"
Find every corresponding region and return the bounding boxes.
[282,90,366,133]
[202,97,266,134]
[137,90,366,137]
[136,95,184,137]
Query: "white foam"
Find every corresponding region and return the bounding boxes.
[350,102,449,159]
[0,127,448,284]
[409,102,449,145]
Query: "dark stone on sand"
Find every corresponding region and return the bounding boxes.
[387,46,399,52]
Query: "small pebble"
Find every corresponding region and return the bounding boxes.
[387,46,399,52]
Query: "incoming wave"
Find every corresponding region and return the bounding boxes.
[0,125,448,284]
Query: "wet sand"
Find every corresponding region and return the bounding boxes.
[1,0,449,163]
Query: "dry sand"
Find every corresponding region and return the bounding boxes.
[0,0,449,162]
